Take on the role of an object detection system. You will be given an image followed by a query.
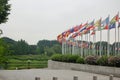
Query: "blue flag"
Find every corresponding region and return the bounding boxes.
[109,23,116,29]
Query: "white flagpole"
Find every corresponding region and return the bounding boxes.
[81,35,83,57]
[107,15,110,57]
[89,31,91,55]
[93,31,96,56]
[118,12,119,55]
[62,41,64,54]
[107,26,110,57]
[115,22,117,56]
[100,29,102,57]
[118,25,120,54]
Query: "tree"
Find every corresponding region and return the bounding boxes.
[0,0,11,24]
[13,39,30,55]
[0,39,9,64]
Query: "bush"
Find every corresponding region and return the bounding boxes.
[61,54,70,62]
[51,54,63,61]
[108,56,120,67]
[97,56,108,66]
[85,56,98,65]
[76,57,85,64]
[67,55,79,63]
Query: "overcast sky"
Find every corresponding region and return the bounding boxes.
[0,0,120,44]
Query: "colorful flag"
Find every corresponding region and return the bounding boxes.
[73,24,82,32]
[110,13,119,24]
[71,32,78,38]
[91,30,95,35]
[102,16,109,30]
[86,20,94,30]
[79,22,88,32]
[94,18,102,31]
[109,22,116,29]
[94,18,101,27]
[69,28,74,33]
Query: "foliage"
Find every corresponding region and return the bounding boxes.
[37,40,61,55]
[1,55,49,69]
[0,37,62,56]
[51,54,120,67]
[67,55,79,63]
[97,56,108,66]
[108,56,120,67]
[76,57,85,64]
[85,56,98,65]
[0,38,9,64]
[13,39,30,55]
[51,54,63,61]
[51,54,80,63]
[0,0,11,24]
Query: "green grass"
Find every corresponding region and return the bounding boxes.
[2,55,49,70]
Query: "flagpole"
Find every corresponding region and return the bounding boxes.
[62,41,64,54]
[107,26,110,57]
[115,22,117,56]
[85,34,87,57]
[118,25,120,54]
[100,29,102,57]
[88,32,90,55]
[118,12,119,55]
[93,30,96,56]
[89,31,91,55]
[81,35,83,57]
[87,33,89,56]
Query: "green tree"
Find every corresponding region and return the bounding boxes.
[14,39,30,55]
[37,40,61,54]
[0,0,11,24]
[0,39,8,64]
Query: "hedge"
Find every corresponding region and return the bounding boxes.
[51,54,120,67]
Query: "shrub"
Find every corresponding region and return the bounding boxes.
[51,54,63,61]
[85,56,98,65]
[97,56,108,66]
[61,54,70,62]
[67,55,79,63]
[76,57,85,64]
[108,56,120,67]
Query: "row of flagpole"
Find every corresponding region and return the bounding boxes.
[58,13,120,57]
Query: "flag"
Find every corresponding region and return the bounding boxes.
[102,16,109,30]
[73,24,82,32]
[91,30,95,35]
[94,18,101,27]
[73,25,80,32]
[71,32,78,38]
[57,34,63,42]
[83,29,90,34]
[109,22,116,29]
[69,28,74,33]
[110,13,119,24]
[91,18,101,30]
[79,22,88,32]
[65,31,71,37]
[86,20,94,30]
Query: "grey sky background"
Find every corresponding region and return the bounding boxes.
[0,0,120,44]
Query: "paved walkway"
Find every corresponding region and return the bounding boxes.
[0,69,120,80]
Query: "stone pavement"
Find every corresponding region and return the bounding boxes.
[0,69,120,80]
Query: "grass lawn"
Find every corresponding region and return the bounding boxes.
[3,55,50,70]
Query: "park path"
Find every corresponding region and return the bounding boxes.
[0,69,120,80]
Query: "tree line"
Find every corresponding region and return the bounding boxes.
[0,37,62,56]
